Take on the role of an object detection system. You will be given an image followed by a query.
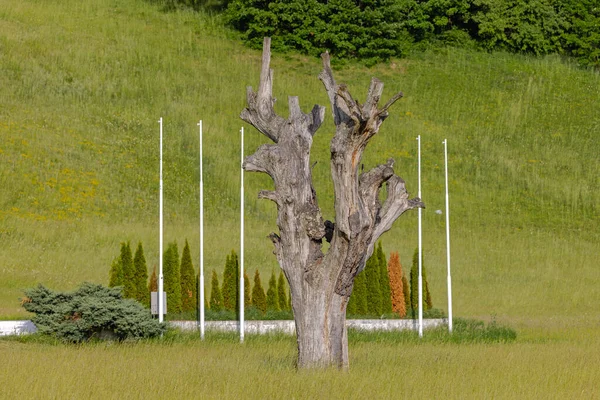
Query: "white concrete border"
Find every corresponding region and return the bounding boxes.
[0,320,37,336]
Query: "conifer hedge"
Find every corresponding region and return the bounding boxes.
[251,269,267,314]
[209,270,223,311]
[222,250,239,312]
[179,240,197,313]
[266,270,279,311]
[133,242,149,307]
[163,242,182,314]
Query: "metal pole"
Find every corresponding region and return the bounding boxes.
[417,135,423,338]
[158,118,164,323]
[198,120,205,339]
[240,127,245,343]
[443,139,453,333]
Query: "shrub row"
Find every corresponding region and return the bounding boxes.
[222,0,599,67]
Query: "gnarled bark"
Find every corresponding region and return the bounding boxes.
[241,38,423,369]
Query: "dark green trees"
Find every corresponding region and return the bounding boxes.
[266,270,279,311]
[133,242,149,307]
[251,269,267,314]
[348,269,368,316]
[377,243,393,314]
[243,272,251,310]
[163,242,182,314]
[222,250,239,312]
[121,242,136,299]
[365,251,382,316]
[108,256,123,288]
[410,247,432,316]
[210,270,223,311]
[180,240,197,313]
[277,271,287,311]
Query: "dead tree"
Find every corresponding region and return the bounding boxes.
[241,38,424,369]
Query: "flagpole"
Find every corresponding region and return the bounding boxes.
[240,126,245,343]
[417,135,423,338]
[443,139,453,333]
[158,117,164,323]
[198,120,205,339]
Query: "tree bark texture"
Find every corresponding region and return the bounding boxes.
[241,38,424,369]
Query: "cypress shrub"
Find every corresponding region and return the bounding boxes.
[22,283,165,342]
[209,270,223,311]
[133,242,149,307]
[244,272,251,310]
[410,247,419,316]
[277,271,287,311]
[108,256,123,288]
[149,265,158,293]
[180,240,197,313]
[222,250,239,312]
[251,269,267,314]
[349,268,368,315]
[377,242,393,314]
[266,270,279,311]
[121,242,136,300]
[388,251,406,318]
[423,261,433,310]
[402,275,410,315]
[163,242,182,314]
[365,252,382,316]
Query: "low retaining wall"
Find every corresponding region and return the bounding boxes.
[0,319,448,337]
[0,320,37,336]
[171,319,447,335]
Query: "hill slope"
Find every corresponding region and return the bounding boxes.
[1,0,598,319]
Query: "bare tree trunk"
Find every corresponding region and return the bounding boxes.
[241,38,423,369]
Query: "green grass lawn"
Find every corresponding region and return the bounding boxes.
[1,0,598,325]
[1,318,598,399]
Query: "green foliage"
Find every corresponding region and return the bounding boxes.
[164,242,182,314]
[179,240,197,313]
[121,242,136,300]
[108,256,123,288]
[133,242,149,307]
[149,266,158,293]
[21,283,165,342]
[410,248,432,314]
[251,269,267,314]
[222,250,239,312]
[266,270,279,312]
[244,272,251,310]
[225,0,600,67]
[277,271,287,312]
[377,243,393,314]
[402,275,410,315]
[209,270,224,311]
[410,248,418,316]
[365,252,382,316]
[348,267,368,316]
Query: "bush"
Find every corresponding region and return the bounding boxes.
[21,283,165,342]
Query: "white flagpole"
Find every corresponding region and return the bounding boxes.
[240,127,245,343]
[198,120,205,340]
[443,139,453,333]
[417,135,423,338]
[158,118,164,323]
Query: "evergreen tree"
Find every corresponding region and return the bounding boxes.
[148,265,158,293]
[180,240,197,313]
[410,248,419,316]
[133,242,150,307]
[377,242,392,314]
[423,262,433,311]
[266,270,279,311]
[349,269,368,315]
[244,272,251,310]
[163,242,182,314]
[222,250,239,312]
[251,269,267,314]
[277,271,287,311]
[121,242,136,300]
[108,256,123,288]
[365,252,382,316]
[402,275,410,315]
[387,251,406,318]
[209,270,223,311]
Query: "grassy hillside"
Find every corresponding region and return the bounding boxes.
[1,0,598,320]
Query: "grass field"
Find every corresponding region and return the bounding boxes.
[1,0,599,395]
[1,318,599,399]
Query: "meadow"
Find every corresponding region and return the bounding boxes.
[0,0,599,395]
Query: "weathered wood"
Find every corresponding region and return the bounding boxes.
[241,37,423,369]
